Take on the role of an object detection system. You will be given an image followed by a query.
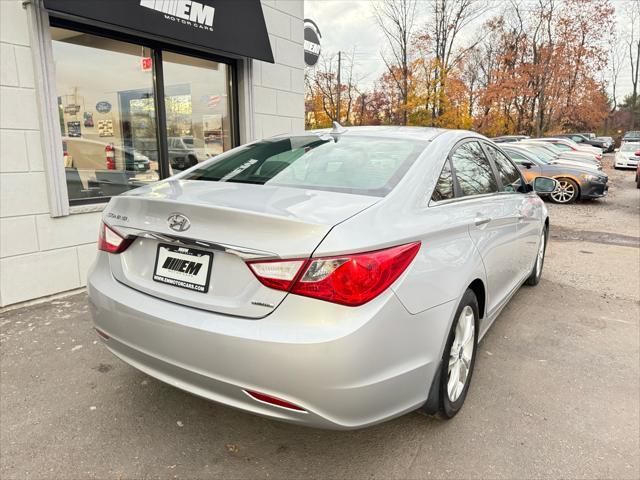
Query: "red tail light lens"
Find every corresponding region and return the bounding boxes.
[98,221,133,253]
[247,242,420,306]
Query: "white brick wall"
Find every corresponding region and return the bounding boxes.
[0,0,98,307]
[0,0,305,307]
[252,0,305,140]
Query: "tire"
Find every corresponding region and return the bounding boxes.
[187,154,199,168]
[525,225,547,286]
[549,178,579,204]
[437,289,479,419]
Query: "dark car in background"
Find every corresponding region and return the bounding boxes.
[595,136,615,153]
[622,131,640,144]
[556,133,606,150]
[501,144,608,204]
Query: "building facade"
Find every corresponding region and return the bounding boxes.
[0,0,305,307]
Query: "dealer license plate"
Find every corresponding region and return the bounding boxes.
[153,244,213,293]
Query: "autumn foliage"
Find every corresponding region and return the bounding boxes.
[305,0,633,136]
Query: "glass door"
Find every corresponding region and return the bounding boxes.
[161,52,233,174]
[50,23,238,205]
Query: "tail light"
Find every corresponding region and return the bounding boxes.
[98,221,133,253]
[247,242,420,307]
[105,143,116,170]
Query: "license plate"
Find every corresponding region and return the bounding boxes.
[153,244,213,293]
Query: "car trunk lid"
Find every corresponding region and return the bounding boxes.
[104,179,379,318]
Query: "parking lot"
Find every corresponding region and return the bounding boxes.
[1,154,638,480]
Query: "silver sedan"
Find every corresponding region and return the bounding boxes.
[88,126,555,429]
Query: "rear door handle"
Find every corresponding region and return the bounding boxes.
[474,216,491,226]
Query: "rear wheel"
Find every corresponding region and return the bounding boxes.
[525,226,547,286]
[549,178,579,204]
[438,289,479,419]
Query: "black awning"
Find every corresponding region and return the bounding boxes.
[43,0,274,63]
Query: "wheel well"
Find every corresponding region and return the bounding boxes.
[468,279,486,319]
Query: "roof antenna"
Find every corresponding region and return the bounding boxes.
[331,121,347,134]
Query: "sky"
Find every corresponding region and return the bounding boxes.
[305,0,636,100]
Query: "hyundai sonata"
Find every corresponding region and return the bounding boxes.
[88,126,554,429]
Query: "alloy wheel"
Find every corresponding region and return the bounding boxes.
[550,180,576,203]
[448,306,475,402]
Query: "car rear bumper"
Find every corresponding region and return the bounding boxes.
[87,253,455,429]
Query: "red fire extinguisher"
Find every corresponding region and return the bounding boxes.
[105,143,115,170]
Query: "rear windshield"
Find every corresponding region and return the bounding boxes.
[182,135,428,196]
[621,143,640,152]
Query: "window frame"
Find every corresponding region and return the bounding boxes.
[430,137,530,206]
[47,16,241,207]
[449,138,500,200]
[479,141,527,194]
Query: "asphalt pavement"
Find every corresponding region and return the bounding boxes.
[1,154,638,479]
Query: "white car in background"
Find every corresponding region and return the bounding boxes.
[614,142,640,169]
[535,138,602,160]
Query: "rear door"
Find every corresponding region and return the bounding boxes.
[449,140,521,317]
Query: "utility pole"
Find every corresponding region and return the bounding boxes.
[336,51,341,123]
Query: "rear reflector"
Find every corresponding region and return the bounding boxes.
[244,390,307,412]
[247,242,421,307]
[98,221,134,254]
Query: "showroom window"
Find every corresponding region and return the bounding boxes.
[50,25,236,205]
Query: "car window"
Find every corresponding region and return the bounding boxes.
[553,143,572,151]
[504,150,526,163]
[621,143,640,152]
[183,135,428,197]
[485,145,523,193]
[571,136,583,142]
[431,159,454,202]
[450,141,499,196]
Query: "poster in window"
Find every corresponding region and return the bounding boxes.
[83,111,94,128]
[67,121,81,138]
[98,119,114,137]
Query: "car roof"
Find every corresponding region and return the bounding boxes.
[295,125,450,142]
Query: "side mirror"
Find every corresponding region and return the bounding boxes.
[521,161,533,169]
[532,176,558,194]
